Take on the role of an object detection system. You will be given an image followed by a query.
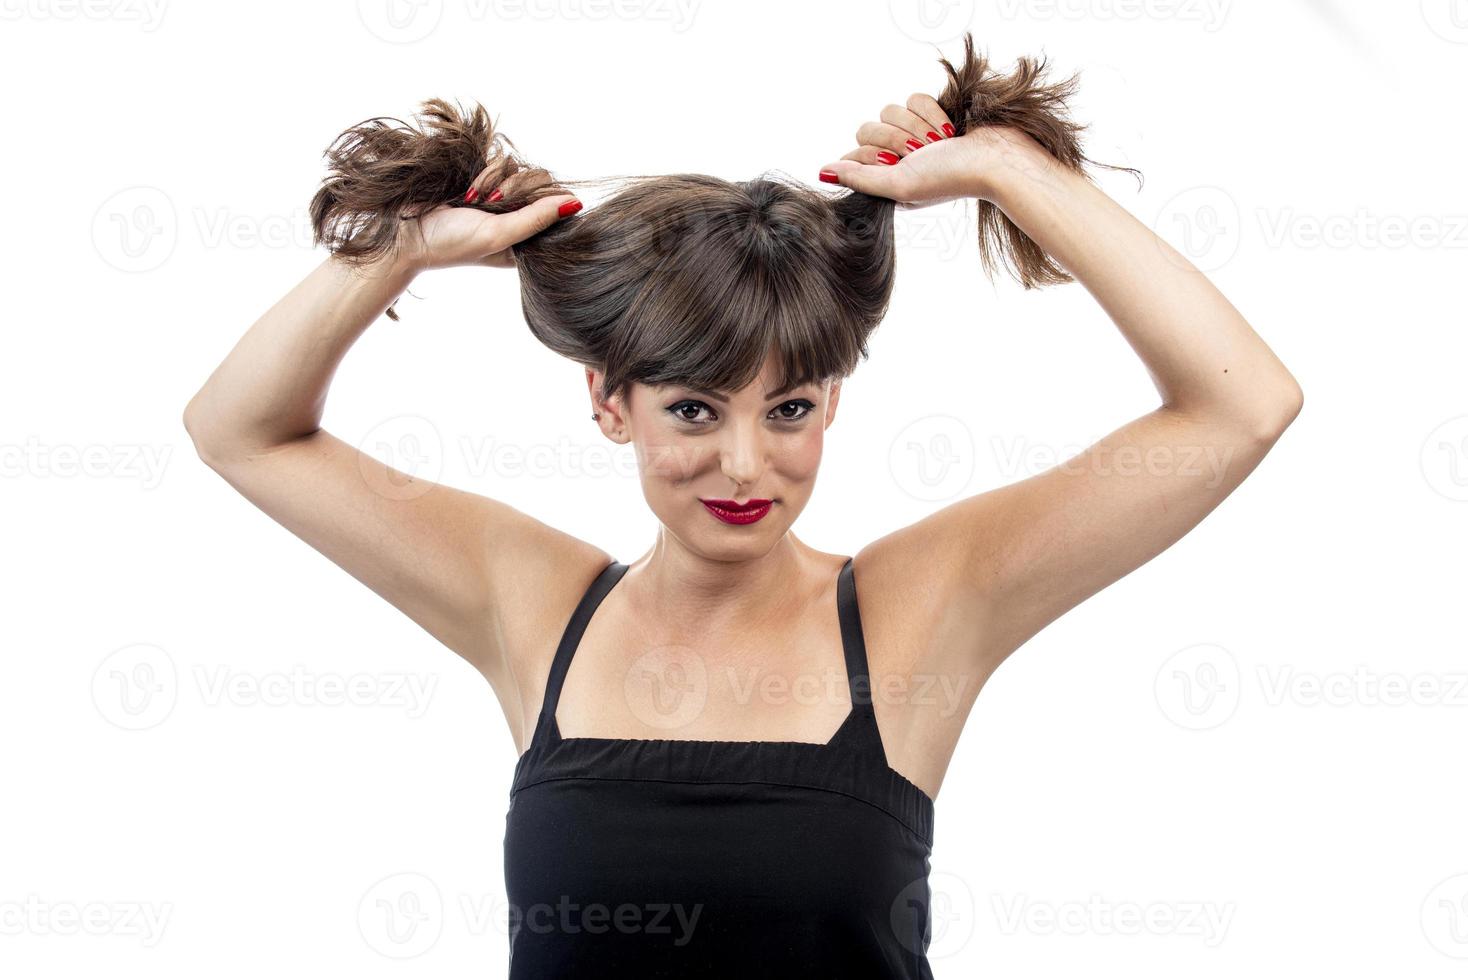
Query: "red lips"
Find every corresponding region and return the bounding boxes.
[701,498,774,525]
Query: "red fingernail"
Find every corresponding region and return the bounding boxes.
[941,122,956,137]
[926,130,942,142]
[818,169,840,184]
[558,199,583,217]
[487,187,503,203]
[905,138,923,151]
[876,150,899,165]
[464,187,479,203]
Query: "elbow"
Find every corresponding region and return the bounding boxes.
[1250,375,1304,444]
[182,396,222,467]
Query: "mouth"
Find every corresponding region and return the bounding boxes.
[700,498,774,525]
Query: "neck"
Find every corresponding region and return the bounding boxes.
[625,531,818,635]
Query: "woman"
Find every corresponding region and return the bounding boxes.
[183,33,1302,978]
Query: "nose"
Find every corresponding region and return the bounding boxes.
[718,417,766,490]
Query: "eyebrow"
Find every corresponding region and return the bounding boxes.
[687,381,808,402]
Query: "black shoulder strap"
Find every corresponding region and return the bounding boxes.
[537,559,627,742]
[836,556,890,765]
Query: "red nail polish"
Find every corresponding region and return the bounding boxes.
[464,187,479,203]
[926,130,941,142]
[876,150,899,165]
[487,187,503,203]
[905,138,923,151]
[941,122,955,138]
[558,199,583,217]
[818,169,840,184]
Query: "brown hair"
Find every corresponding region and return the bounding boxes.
[310,32,1138,406]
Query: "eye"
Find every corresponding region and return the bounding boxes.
[772,399,817,422]
[667,399,717,425]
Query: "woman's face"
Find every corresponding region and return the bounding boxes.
[590,351,841,560]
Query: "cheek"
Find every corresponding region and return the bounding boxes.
[772,427,825,480]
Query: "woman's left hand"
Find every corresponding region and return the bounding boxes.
[818,93,1025,207]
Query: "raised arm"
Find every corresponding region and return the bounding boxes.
[823,79,1301,685]
[182,188,603,697]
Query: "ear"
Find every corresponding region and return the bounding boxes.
[586,367,629,443]
[585,366,602,413]
[824,379,842,429]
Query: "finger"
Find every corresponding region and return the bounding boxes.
[480,193,582,252]
[841,145,902,166]
[880,103,943,145]
[905,92,957,140]
[855,120,926,158]
[817,159,910,200]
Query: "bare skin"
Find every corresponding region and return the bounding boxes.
[184,93,1301,803]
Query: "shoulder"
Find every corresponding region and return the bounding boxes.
[849,520,977,678]
[478,514,615,722]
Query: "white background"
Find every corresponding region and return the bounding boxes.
[3,1,1466,977]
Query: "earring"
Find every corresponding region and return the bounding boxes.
[591,413,601,421]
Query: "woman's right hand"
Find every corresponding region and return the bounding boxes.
[395,189,582,274]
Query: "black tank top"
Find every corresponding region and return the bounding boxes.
[503,557,937,977]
